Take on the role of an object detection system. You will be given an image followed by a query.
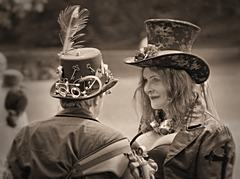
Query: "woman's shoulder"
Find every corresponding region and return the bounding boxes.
[200,115,234,145]
[186,113,233,142]
[203,115,227,134]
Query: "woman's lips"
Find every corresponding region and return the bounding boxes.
[149,95,160,100]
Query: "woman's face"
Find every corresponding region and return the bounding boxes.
[143,67,169,110]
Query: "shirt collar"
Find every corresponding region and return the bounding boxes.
[186,111,213,130]
[55,108,99,122]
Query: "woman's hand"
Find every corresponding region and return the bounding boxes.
[125,146,158,179]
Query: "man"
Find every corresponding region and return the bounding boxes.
[5,47,157,179]
[5,5,157,178]
[5,47,132,178]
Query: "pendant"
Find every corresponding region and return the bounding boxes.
[150,118,174,135]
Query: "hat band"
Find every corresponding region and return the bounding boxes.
[55,75,102,99]
[136,44,183,62]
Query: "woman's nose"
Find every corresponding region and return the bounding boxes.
[144,81,152,94]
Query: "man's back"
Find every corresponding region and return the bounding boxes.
[7,109,128,179]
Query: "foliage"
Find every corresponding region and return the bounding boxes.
[0,0,240,48]
[0,0,48,28]
[58,6,89,53]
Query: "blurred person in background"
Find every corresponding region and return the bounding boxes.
[0,51,8,178]
[0,52,7,84]
[4,5,157,179]
[0,69,28,178]
[125,19,235,179]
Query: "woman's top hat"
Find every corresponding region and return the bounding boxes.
[125,19,210,84]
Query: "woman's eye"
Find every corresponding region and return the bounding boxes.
[151,77,161,82]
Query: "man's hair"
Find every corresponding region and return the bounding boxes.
[60,97,95,110]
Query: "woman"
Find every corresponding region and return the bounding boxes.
[125,19,235,179]
[0,69,28,178]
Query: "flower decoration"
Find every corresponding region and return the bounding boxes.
[135,45,162,62]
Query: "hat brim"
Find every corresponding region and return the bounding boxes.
[124,51,209,84]
[50,78,118,100]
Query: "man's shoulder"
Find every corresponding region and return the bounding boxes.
[84,118,126,141]
[26,116,127,144]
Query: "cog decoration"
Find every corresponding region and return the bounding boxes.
[53,63,115,99]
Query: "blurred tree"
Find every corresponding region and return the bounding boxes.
[0,0,239,48]
[0,0,48,28]
[0,0,48,44]
[13,0,64,47]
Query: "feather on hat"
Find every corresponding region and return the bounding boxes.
[50,6,117,100]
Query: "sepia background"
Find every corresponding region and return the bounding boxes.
[0,0,240,178]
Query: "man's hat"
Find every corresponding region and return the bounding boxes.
[51,6,117,100]
[124,19,210,84]
[50,48,118,100]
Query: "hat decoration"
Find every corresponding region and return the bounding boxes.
[50,6,117,100]
[125,19,210,84]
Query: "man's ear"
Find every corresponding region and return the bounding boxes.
[93,94,103,106]
[92,97,98,106]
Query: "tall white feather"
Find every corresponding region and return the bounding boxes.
[63,6,79,53]
[58,5,89,54]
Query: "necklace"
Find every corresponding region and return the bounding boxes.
[150,109,175,135]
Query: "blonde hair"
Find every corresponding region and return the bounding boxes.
[134,67,205,132]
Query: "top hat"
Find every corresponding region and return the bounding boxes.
[50,48,118,100]
[125,19,210,84]
[51,6,117,100]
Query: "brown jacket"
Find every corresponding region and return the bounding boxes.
[6,108,129,179]
[137,115,235,179]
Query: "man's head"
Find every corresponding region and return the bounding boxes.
[50,47,117,118]
[52,6,117,117]
[60,93,104,118]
